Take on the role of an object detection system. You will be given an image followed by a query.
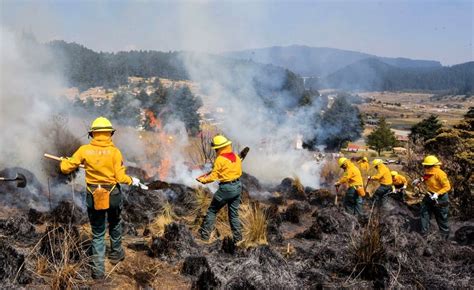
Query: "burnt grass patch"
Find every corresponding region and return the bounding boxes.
[1,174,473,288]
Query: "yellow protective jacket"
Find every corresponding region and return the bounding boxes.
[372,163,393,185]
[423,166,451,195]
[393,174,407,188]
[60,133,132,185]
[337,161,363,187]
[198,145,242,184]
[357,160,370,173]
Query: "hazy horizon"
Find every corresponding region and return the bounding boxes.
[1,0,473,65]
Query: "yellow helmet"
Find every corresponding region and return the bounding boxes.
[338,157,348,167]
[391,171,398,176]
[372,159,383,166]
[211,134,232,149]
[362,157,368,162]
[422,155,441,166]
[89,117,115,133]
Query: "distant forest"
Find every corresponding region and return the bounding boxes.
[313,59,474,93]
[48,40,473,94]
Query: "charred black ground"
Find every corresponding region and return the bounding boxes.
[0,170,472,288]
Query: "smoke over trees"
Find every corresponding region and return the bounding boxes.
[310,96,364,150]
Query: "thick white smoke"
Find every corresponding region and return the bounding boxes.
[178,53,323,187]
[0,28,65,179]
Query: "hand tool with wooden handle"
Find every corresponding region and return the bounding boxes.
[44,153,85,169]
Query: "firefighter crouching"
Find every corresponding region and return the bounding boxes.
[391,171,408,200]
[369,159,393,209]
[197,135,243,243]
[413,155,451,239]
[60,117,145,279]
[335,157,365,216]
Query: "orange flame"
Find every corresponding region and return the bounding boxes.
[145,109,172,180]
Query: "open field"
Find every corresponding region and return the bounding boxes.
[358,91,472,129]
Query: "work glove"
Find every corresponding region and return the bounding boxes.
[196,177,211,184]
[412,178,421,186]
[430,192,439,200]
[131,177,148,190]
[367,176,372,180]
[402,185,407,190]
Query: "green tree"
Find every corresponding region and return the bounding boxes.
[137,89,151,107]
[367,117,397,155]
[111,92,140,127]
[423,107,473,219]
[409,114,442,142]
[319,96,364,150]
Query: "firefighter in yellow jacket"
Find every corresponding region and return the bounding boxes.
[335,158,365,215]
[391,171,408,200]
[357,157,370,174]
[60,117,145,279]
[413,155,451,239]
[197,135,243,243]
[369,159,393,208]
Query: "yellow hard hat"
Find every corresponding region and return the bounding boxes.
[211,134,232,149]
[372,159,383,166]
[422,155,441,166]
[362,157,368,162]
[89,117,115,133]
[338,157,348,167]
[391,171,398,176]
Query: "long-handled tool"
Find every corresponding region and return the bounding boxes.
[363,176,371,197]
[0,173,27,188]
[334,184,339,205]
[44,153,85,168]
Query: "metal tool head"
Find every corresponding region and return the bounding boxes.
[16,173,27,188]
[239,147,250,161]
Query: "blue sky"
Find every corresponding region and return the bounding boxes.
[1,0,472,65]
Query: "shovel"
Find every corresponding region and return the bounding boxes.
[0,173,27,188]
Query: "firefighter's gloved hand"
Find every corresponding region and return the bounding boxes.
[403,185,407,190]
[412,178,421,186]
[430,192,439,200]
[131,177,148,190]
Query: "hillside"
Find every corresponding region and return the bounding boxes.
[223,45,442,76]
[321,59,474,92]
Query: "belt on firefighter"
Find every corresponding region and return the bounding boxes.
[86,183,117,194]
[220,178,240,185]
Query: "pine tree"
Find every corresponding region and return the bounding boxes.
[367,117,397,155]
[320,96,364,150]
[409,114,442,142]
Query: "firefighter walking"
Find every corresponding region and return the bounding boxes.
[413,155,451,239]
[369,159,393,208]
[335,158,365,216]
[197,135,243,243]
[60,117,145,279]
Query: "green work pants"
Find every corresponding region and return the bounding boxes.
[199,181,242,242]
[86,186,124,279]
[373,184,392,209]
[420,193,450,239]
[343,187,363,216]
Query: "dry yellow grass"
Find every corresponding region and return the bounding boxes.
[292,176,305,193]
[149,202,176,236]
[238,202,268,248]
